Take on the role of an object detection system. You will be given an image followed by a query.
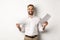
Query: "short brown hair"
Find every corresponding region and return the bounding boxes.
[27,4,34,8]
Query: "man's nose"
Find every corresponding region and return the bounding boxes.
[30,10,32,12]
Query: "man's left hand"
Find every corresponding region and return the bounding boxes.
[42,21,48,30]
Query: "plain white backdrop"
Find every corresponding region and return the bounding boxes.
[0,0,60,40]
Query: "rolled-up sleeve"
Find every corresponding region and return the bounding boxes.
[38,22,44,32]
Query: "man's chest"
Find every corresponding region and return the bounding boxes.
[25,18,40,25]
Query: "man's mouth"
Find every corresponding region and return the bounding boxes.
[30,12,32,13]
[28,11,33,15]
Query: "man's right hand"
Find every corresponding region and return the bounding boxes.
[16,23,21,31]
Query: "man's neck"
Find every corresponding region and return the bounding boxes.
[29,15,34,18]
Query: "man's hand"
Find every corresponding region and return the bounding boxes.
[42,21,48,30]
[16,23,21,31]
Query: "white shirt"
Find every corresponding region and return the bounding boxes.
[16,16,44,36]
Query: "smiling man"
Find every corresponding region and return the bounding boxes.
[16,4,48,40]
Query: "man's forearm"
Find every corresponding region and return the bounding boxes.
[17,26,21,31]
[16,24,21,31]
[42,21,48,31]
[43,26,45,30]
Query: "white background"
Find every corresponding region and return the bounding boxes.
[0,0,60,40]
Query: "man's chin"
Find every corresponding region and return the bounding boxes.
[28,13,33,15]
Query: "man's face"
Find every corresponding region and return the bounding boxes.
[27,6,34,15]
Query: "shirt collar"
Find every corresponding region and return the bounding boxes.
[28,15,35,19]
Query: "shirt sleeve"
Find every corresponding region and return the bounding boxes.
[37,19,44,32]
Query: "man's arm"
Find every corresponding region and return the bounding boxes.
[42,21,48,31]
[16,23,21,31]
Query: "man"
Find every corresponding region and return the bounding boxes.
[16,4,48,40]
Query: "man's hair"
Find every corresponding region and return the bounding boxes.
[27,4,34,8]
